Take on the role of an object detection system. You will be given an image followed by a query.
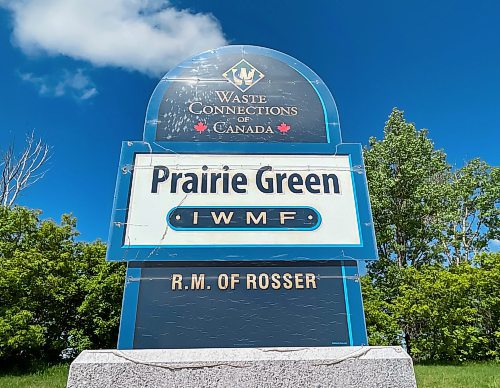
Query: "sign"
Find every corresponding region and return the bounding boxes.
[145,47,338,143]
[107,45,378,349]
[118,261,367,349]
[108,141,376,261]
[124,154,360,247]
[108,45,376,261]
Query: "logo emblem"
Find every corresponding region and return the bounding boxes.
[223,59,264,92]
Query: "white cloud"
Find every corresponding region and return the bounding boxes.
[20,69,98,100]
[2,0,227,76]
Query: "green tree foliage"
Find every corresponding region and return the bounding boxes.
[0,206,125,366]
[364,108,449,269]
[363,254,499,362]
[68,242,124,354]
[440,159,500,265]
[363,108,500,361]
[360,276,401,346]
[365,108,499,270]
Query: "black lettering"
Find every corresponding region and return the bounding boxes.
[222,167,230,193]
[182,173,198,193]
[288,173,303,193]
[305,174,321,193]
[256,166,273,193]
[322,174,340,193]
[232,173,247,193]
[151,166,169,193]
[171,172,182,193]
[276,173,287,193]
[201,172,208,193]
[210,173,221,193]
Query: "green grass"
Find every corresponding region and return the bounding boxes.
[0,364,69,388]
[0,362,497,387]
[414,362,499,388]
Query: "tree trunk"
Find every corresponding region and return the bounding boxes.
[404,332,412,358]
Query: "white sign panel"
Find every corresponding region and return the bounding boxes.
[123,154,361,247]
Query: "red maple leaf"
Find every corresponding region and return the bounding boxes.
[194,121,207,132]
[277,122,291,134]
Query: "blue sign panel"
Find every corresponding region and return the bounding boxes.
[167,207,321,231]
[118,261,367,349]
[144,46,340,145]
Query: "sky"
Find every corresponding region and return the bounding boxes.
[0,0,499,242]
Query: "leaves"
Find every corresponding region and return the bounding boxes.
[0,206,125,366]
[365,108,450,268]
[363,253,500,362]
[365,108,498,269]
[440,159,500,264]
[363,108,499,362]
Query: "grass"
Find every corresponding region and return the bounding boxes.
[414,362,499,388]
[0,364,69,388]
[0,361,497,387]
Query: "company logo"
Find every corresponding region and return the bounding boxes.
[223,60,264,92]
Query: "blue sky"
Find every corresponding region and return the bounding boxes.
[0,0,499,242]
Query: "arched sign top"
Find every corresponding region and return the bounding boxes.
[143,45,342,147]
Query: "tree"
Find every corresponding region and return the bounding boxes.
[0,206,79,362]
[472,252,500,359]
[394,258,498,362]
[363,108,500,360]
[0,132,50,207]
[68,241,125,354]
[440,159,500,265]
[361,275,401,346]
[0,206,125,366]
[362,254,499,361]
[364,108,450,269]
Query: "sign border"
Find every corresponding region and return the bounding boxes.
[106,141,378,262]
[117,260,368,349]
[166,206,323,231]
[142,45,342,147]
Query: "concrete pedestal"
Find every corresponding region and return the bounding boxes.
[67,346,417,388]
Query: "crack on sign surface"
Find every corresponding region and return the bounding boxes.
[311,346,401,367]
[146,192,189,259]
[258,348,309,353]
[103,351,249,372]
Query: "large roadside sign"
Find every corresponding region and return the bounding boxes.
[107,45,377,262]
[107,45,378,349]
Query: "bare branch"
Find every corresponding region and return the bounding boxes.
[0,131,51,207]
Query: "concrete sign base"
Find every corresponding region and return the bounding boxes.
[67,346,417,388]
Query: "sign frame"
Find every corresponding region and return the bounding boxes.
[143,45,342,147]
[106,141,377,262]
[117,260,368,349]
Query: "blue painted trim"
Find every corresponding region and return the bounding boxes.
[349,154,364,247]
[341,262,353,345]
[106,142,378,262]
[124,243,361,248]
[142,45,341,149]
[346,262,368,345]
[166,206,322,231]
[338,143,377,259]
[117,266,141,349]
[291,66,331,144]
